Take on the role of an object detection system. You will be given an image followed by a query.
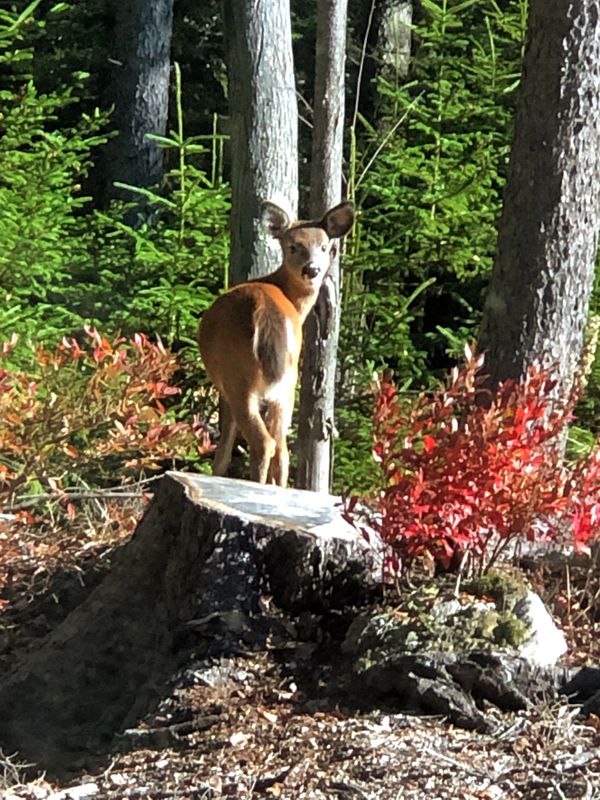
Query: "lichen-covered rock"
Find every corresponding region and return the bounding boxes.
[463,571,529,608]
[341,574,567,730]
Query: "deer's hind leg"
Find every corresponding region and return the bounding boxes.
[212,396,239,477]
[226,392,276,484]
[264,385,295,487]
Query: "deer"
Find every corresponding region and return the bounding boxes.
[198,200,354,487]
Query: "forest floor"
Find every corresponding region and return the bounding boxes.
[1,498,599,800]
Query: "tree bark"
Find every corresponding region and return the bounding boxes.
[0,472,372,772]
[223,0,298,283]
[103,0,174,219]
[479,0,600,397]
[375,0,412,84]
[296,0,349,492]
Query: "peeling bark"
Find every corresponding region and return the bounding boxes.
[296,0,349,492]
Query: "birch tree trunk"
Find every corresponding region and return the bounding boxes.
[375,0,412,84]
[223,0,298,283]
[479,0,600,398]
[296,0,349,492]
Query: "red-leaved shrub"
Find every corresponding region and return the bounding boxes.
[0,327,210,502]
[345,350,600,574]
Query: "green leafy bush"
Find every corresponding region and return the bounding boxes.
[334,0,527,491]
[55,166,230,349]
[0,2,111,343]
[0,8,230,371]
[343,0,526,379]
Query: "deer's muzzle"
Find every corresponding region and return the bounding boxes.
[302,264,320,279]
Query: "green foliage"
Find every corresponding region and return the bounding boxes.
[334,0,527,491]
[0,2,110,343]
[0,8,229,355]
[344,0,526,380]
[57,147,229,349]
[333,398,381,496]
[572,304,600,451]
[27,0,112,120]
[102,64,230,344]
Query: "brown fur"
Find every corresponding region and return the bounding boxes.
[252,293,288,385]
[198,200,354,486]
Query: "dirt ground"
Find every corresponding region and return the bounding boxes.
[1,507,599,800]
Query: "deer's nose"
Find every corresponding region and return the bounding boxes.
[302,263,320,279]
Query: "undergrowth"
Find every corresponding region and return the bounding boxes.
[345,350,600,576]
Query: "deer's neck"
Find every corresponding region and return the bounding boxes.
[264,267,320,323]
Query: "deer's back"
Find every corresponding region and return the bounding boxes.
[198,282,302,398]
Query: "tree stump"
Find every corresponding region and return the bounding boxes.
[0,472,372,772]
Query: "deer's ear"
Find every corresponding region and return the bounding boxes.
[321,202,354,239]
[261,202,292,238]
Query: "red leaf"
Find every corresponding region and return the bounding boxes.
[348,359,593,573]
[423,434,436,452]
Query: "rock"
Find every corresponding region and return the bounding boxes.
[513,591,568,666]
[341,585,569,731]
[561,666,600,716]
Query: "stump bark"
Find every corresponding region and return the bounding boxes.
[0,473,371,772]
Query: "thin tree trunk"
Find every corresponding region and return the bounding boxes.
[223,0,298,283]
[479,0,600,398]
[296,0,349,492]
[103,0,174,219]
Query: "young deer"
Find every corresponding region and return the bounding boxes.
[198,200,354,486]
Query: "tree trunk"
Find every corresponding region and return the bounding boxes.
[375,0,412,84]
[479,0,600,398]
[296,0,349,492]
[103,0,174,220]
[0,472,371,772]
[223,0,298,283]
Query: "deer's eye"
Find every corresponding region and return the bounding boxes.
[289,244,298,253]
[321,244,328,252]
